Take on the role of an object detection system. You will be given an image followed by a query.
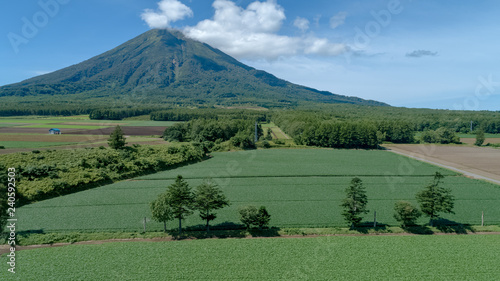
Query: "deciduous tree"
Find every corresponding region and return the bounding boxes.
[475,128,485,146]
[393,201,422,227]
[150,192,173,232]
[416,172,455,226]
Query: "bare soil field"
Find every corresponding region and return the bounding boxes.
[460,138,500,145]
[384,144,500,184]
[65,126,166,136]
[0,134,107,142]
[0,127,57,134]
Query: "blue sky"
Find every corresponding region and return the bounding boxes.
[1,0,500,110]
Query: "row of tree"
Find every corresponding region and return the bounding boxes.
[150,176,230,233]
[343,172,455,228]
[163,118,263,149]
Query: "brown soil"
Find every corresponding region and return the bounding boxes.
[383,144,500,184]
[65,126,166,136]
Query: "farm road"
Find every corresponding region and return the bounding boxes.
[384,144,500,185]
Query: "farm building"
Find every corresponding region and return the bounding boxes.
[49,128,61,135]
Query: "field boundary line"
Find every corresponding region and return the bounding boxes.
[3,232,500,255]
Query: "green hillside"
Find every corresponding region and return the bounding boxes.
[0,29,387,109]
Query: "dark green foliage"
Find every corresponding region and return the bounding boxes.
[163,118,262,149]
[165,175,194,234]
[393,201,422,227]
[108,126,127,149]
[421,128,460,144]
[239,206,258,229]
[193,179,230,231]
[475,128,485,146]
[341,177,369,229]
[150,193,173,232]
[151,108,270,122]
[255,206,271,230]
[416,172,455,226]
[265,128,273,140]
[0,144,204,204]
[238,205,271,229]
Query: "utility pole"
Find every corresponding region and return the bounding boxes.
[470,121,473,133]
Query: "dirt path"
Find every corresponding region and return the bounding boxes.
[2,231,500,254]
[384,144,500,185]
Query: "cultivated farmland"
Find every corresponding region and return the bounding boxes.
[16,149,500,232]
[0,116,176,153]
[2,235,499,280]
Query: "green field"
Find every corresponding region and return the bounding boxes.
[16,149,500,232]
[2,235,499,280]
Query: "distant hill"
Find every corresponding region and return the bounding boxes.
[0,29,388,108]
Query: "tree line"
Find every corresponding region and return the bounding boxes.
[343,172,455,229]
[163,118,263,149]
[150,175,270,233]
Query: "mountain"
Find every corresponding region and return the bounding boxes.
[0,29,388,108]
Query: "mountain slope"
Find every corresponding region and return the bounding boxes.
[0,29,388,108]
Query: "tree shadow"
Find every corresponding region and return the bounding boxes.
[248,227,280,237]
[434,219,474,234]
[354,222,389,234]
[167,222,247,240]
[402,225,434,235]
[168,222,282,240]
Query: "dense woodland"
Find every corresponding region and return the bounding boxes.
[1,144,205,205]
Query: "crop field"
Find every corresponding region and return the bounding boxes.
[0,116,176,151]
[261,122,289,139]
[16,149,500,232]
[2,235,499,280]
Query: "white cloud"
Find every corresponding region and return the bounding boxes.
[183,0,347,60]
[330,11,347,29]
[293,17,309,32]
[141,0,193,28]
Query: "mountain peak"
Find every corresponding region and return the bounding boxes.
[0,29,388,108]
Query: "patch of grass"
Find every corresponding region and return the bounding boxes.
[2,235,500,280]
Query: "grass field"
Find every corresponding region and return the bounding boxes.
[261,122,289,139]
[16,149,500,232]
[2,235,499,280]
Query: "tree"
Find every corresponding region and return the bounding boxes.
[150,192,173,232]
[108,125,126,149]
[416,172,455,226]
[165,175,194,234]
[255,206,271,230]
[239,205,258,229]
[193,179,230,231]
[265,128,273,140]
[475,128,485,146]
[393,201,422,227]
[341,177,369,229]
